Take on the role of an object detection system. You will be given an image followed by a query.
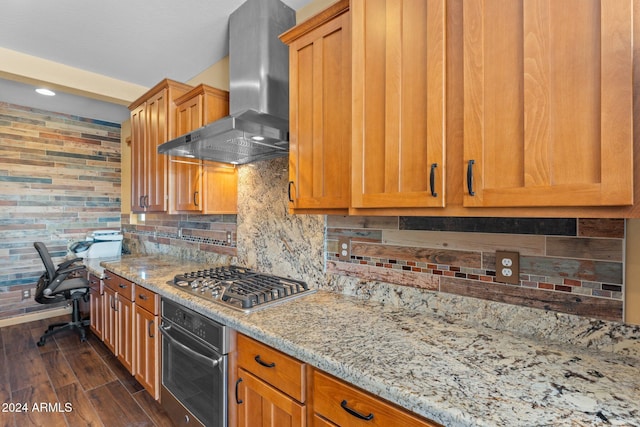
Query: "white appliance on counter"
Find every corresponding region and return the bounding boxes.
[69,230,123,259]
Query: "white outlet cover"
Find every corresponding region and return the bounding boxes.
[501,268,513,277]
[501,258,513,267]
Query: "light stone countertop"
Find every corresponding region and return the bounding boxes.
[94,255,640,427]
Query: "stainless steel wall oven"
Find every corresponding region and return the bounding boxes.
[160,298,230,427]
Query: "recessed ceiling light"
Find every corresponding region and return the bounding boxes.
[35,88,55,96]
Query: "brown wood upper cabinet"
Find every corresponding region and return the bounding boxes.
[462,0,633,208]
[281,0,351,214]
[129,79,193,213]
[351,0,446,209]
[171,84,238,214]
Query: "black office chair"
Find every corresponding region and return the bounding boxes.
[33,242,90,346]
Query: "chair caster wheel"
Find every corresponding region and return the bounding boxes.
[37,338,46,347]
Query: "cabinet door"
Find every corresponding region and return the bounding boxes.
[103,287,117,354]
[351,0,446,208]
[288,9,351,212]
[89,289,103,339]
[134,306,159,400]
[463,0,633,207]
[130,104,147,212]
[116,295,134,374]
[172,95,203,212]
[236,368,306,427]
[145,88,169,212]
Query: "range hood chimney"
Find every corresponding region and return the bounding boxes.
[158,0,295,164]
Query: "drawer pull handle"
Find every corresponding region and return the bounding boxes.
[254,355,276,368]
[288,181,295,203]
[235,378,243,404]
[139,294,148,300]
[119,283,127,289]
[467,159,476,196]
[341,400,374,421]
[430,163,438,197]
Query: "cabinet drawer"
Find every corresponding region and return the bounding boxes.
[313,370,440,427]
[104,271,135,301]
[237,334,306,402]
[135,286,159,314]
[88,274,102,293]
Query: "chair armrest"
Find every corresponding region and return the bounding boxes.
[57,257,83,270]
[57,264,86,276]
[44,264,87,296]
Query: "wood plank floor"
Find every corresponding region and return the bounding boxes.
[0,315,175,427]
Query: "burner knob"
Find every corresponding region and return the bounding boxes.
[191,280,200,289]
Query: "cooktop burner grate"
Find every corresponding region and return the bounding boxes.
[169,265,313,312]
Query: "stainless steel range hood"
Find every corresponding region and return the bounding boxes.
[158,0,295,164]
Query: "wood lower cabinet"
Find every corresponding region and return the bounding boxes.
[462,0,633,208]
[311,370,440,427]
[351,0,446,209]
[129,79,192,213]
[237,368,306,427]
[134,286,160,400]
[88,273,103,340]
[235,334,307,427]
[280,0,351,214]
[103,271,135,374]
[102,285,117,354]
[171,84,237,214]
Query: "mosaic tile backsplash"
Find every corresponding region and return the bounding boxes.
[0,102,121,319]
[326,216,625,321]
[122,212,237,260]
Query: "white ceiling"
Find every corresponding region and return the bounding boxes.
[0,0,313,123]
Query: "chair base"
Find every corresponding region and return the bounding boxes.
[36,293,90,347]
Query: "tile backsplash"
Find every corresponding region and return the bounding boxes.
[327,216,624,321]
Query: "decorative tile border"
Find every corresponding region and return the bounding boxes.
[327,254,623,300]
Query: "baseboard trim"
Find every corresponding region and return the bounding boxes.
[0,306,72,328]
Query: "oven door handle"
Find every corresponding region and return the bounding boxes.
[159,324,223,368]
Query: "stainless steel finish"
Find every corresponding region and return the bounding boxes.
[161,299,230,427]
[158,0,295,164]
[168,265,315,313]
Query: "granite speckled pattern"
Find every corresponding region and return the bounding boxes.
[94,255,640,427]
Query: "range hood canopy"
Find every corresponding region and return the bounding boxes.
[158,0,295,164]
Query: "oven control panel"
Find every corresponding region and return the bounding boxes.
[161,298,229,354]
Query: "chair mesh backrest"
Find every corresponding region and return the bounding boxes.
[34,242,57,283]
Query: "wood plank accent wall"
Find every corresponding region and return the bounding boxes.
[327,216,625,321]
[0,102,121,319]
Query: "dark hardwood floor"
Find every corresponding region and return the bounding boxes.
[0,315,175,427]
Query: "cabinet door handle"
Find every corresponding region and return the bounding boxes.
[148,320,154,338]
[341,400,374,421]
[287,181,294,203]
[193,191,199,207]
[139,196,145,208]
[235,378,243,404]
[254,355,276,368]
[467,160,476,196]
[430,163,438,197]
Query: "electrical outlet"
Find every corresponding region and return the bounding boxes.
[22,289,31,300]
[226,231,232,244]
[495,250,520,284]
[337,237,351,260]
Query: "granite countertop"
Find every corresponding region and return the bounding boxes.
[93,255,640,427]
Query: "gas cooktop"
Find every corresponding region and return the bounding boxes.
[168,265,314,313]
